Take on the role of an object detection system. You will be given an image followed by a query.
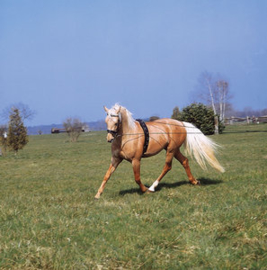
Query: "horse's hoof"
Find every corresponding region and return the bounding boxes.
[146,189,155,194]
[141,187,149,193]
[191,180,200,186]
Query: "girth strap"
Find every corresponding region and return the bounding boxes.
[136,119,149,155]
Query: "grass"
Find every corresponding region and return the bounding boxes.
[0,124,266,269]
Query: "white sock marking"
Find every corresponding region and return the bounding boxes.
[148,180,159,192]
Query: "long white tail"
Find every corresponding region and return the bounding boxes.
[183,122,225,173]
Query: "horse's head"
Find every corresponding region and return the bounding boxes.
[104,105,121,143]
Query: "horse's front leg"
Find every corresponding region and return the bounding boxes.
[95,157,122,199]
[132,158,148,193]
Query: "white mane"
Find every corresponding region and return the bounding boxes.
[111,103,136,129]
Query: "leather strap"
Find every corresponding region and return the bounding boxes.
[136,119,149,155]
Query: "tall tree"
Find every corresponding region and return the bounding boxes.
[197,71,232,122]
[217,80,229,121]
[7,108,29,153]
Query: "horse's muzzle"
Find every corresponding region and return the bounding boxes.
[107,129,117,143]
[107,133,115,143]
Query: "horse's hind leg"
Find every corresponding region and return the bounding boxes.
[175,150,200,185]
[148,151,174,192]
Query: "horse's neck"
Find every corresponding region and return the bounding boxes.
[120,108,136,134]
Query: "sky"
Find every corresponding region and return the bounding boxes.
[1,0,267,126]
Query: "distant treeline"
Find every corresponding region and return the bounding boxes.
[26,107,267,135]
[230,108,267,118]
[27,120,106,135]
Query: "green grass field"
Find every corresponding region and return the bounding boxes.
[0,124,266,269]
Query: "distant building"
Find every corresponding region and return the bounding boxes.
[51,125,90,134]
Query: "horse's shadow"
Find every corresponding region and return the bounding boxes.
[119,177,223,196]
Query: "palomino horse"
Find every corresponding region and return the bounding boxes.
[95,104,224,199]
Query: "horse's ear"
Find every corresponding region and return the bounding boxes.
[104,106,109,113]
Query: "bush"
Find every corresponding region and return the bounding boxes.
[63,118,84,142]
[174,103,225,135]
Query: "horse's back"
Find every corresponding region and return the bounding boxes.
[147,118,185,132]
[146,118,187,151]
[151,118,183,126]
